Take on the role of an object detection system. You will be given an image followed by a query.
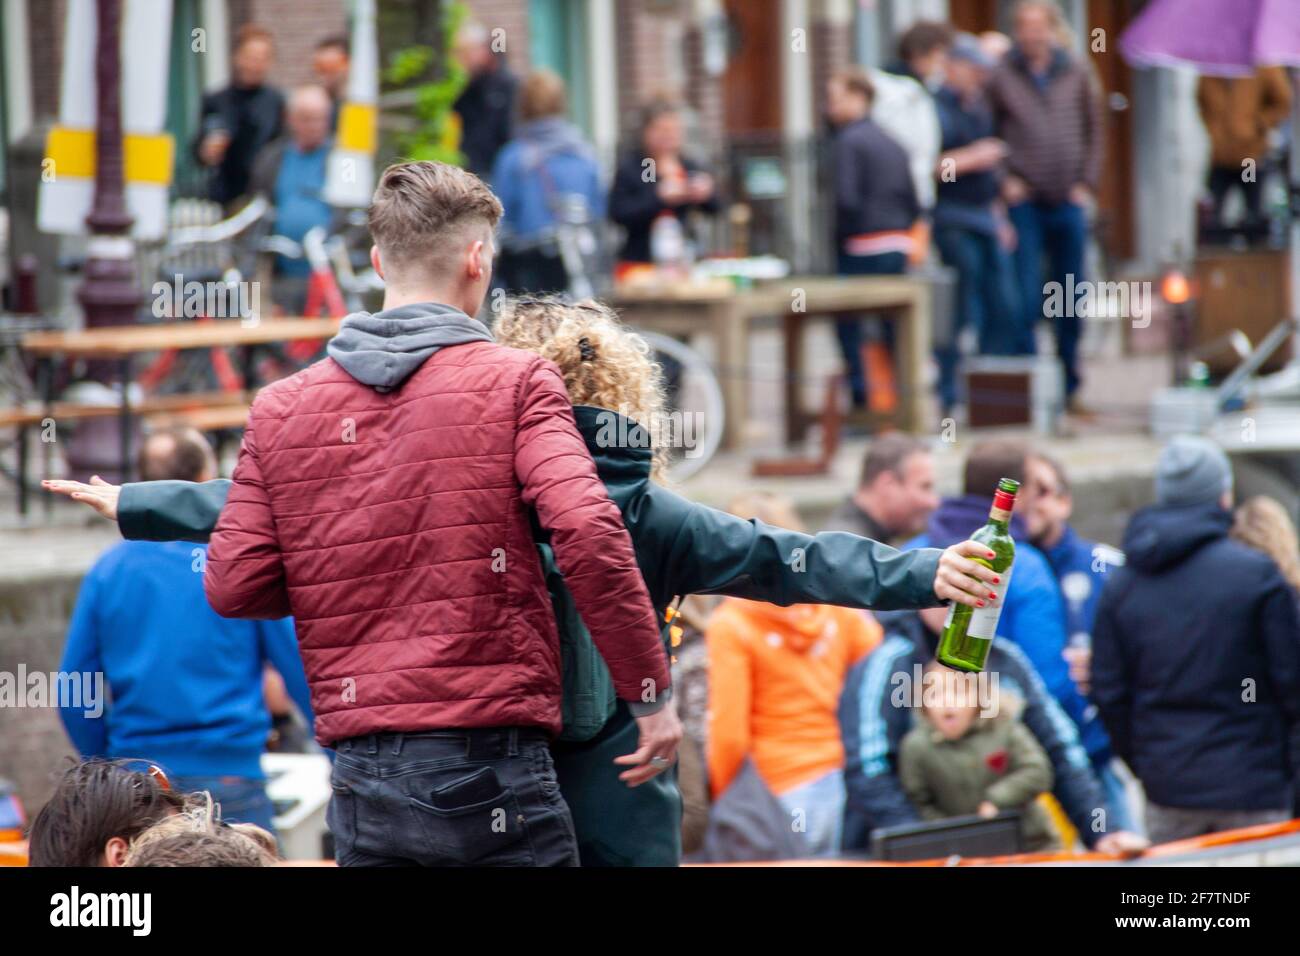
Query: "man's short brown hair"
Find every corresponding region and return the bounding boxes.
[859,433,929,489]
[368,161,503,276]
[830,67,874,107]
[897,20,954,62]
[963,438,1029,495]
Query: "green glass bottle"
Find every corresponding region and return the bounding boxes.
[936,477,1020,672]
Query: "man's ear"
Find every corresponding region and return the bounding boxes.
[370,245,384,280]
[466,239,486,280]
[103,836,130,867]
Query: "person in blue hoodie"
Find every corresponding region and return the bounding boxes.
[905,439,1112,774]
[1093,436,1300,844]
[1020,450,1134,832]
[59,427,313,837]
[491,69,605,294]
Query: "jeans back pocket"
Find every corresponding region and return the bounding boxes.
[408,766,534,866]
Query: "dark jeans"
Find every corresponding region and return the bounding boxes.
[1208,165,1265,227]
[328,727,579,867]
[1008,200,1087,396]
[932,225,1021,409]
[170,774,278,838]
[835,250,908,407]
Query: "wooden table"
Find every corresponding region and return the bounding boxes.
[17,317,340,513]
[608,275,932,449]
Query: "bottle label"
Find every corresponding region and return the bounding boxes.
[967,564,1013,640]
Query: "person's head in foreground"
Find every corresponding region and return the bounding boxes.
[726,491,805,532]
[367,160,502,317]
[1154,435,1233,511]
[494,295,669,478]
[28,760,188,867]
[123,796,278,867]
[855,433,937,538]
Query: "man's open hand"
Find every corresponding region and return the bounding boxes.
[934,539,1002,608]
[41,476,121,522]
[615,698,683,787]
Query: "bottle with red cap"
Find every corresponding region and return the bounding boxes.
[937,477,1020,672]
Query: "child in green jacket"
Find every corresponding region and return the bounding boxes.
[899,661,1059,852]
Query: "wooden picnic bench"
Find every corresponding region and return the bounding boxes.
[7,317,340,515]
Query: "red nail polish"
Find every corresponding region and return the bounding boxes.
[993,576,1000,583]
[977,600,986,607]
[989,592,997,599]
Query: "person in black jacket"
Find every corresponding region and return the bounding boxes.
[1092,436,1300,844]
[194,25,285,209]
[826,68,919,408]
[839,607,1146,856]
[452,21,518,179]
[608,100,719,265]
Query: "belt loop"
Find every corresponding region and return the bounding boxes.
[392,732,404,756]
[366,734,378,755]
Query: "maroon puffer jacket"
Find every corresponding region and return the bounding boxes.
[204,340,670,744]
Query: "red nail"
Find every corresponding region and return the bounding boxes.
[993,576,1000,583]
[977,600,986,607]
[987,552,995,558]
[988,592,997,599]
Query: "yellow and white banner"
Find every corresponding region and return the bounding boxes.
[323,0,378,208]
[38,0,175,241]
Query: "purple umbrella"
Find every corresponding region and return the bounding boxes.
[1120,0,1300,76]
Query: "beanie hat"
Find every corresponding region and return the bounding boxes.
[1155,435,1232,507]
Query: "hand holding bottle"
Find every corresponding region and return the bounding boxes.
[934,539,1002,607]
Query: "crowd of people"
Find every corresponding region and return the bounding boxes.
[39,160,1300,865]
[20,1,1300,868]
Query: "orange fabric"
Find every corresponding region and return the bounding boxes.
[865,341,898,414]
[706,600,882,799]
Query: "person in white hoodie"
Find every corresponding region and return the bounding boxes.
[869,20,953,221]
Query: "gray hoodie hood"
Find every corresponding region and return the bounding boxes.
[326,302,494,392]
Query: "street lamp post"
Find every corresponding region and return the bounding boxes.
[77,0,139,336]
[68,0,139,482]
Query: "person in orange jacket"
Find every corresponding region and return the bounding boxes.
[706,492,883,856]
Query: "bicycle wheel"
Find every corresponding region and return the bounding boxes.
[637,330,725,481]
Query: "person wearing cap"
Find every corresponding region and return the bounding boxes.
[1092,436,1300,843]
[931,32,1020,415]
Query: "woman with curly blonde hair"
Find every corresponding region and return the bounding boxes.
[51,294,993,866]
[1231,495,1300,593]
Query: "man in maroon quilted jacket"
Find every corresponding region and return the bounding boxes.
[204,160,679,866]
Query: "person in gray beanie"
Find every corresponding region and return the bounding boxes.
[1154,435,1234,507]
[1091,435,1300,843]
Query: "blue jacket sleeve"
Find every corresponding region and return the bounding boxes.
[60,567,109,758]
[998,641,1111,846]
[839,636,923,832]
[258,618,314,737]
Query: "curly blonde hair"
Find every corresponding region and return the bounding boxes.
[494,296,669,479]
[1231,495,1300,593]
